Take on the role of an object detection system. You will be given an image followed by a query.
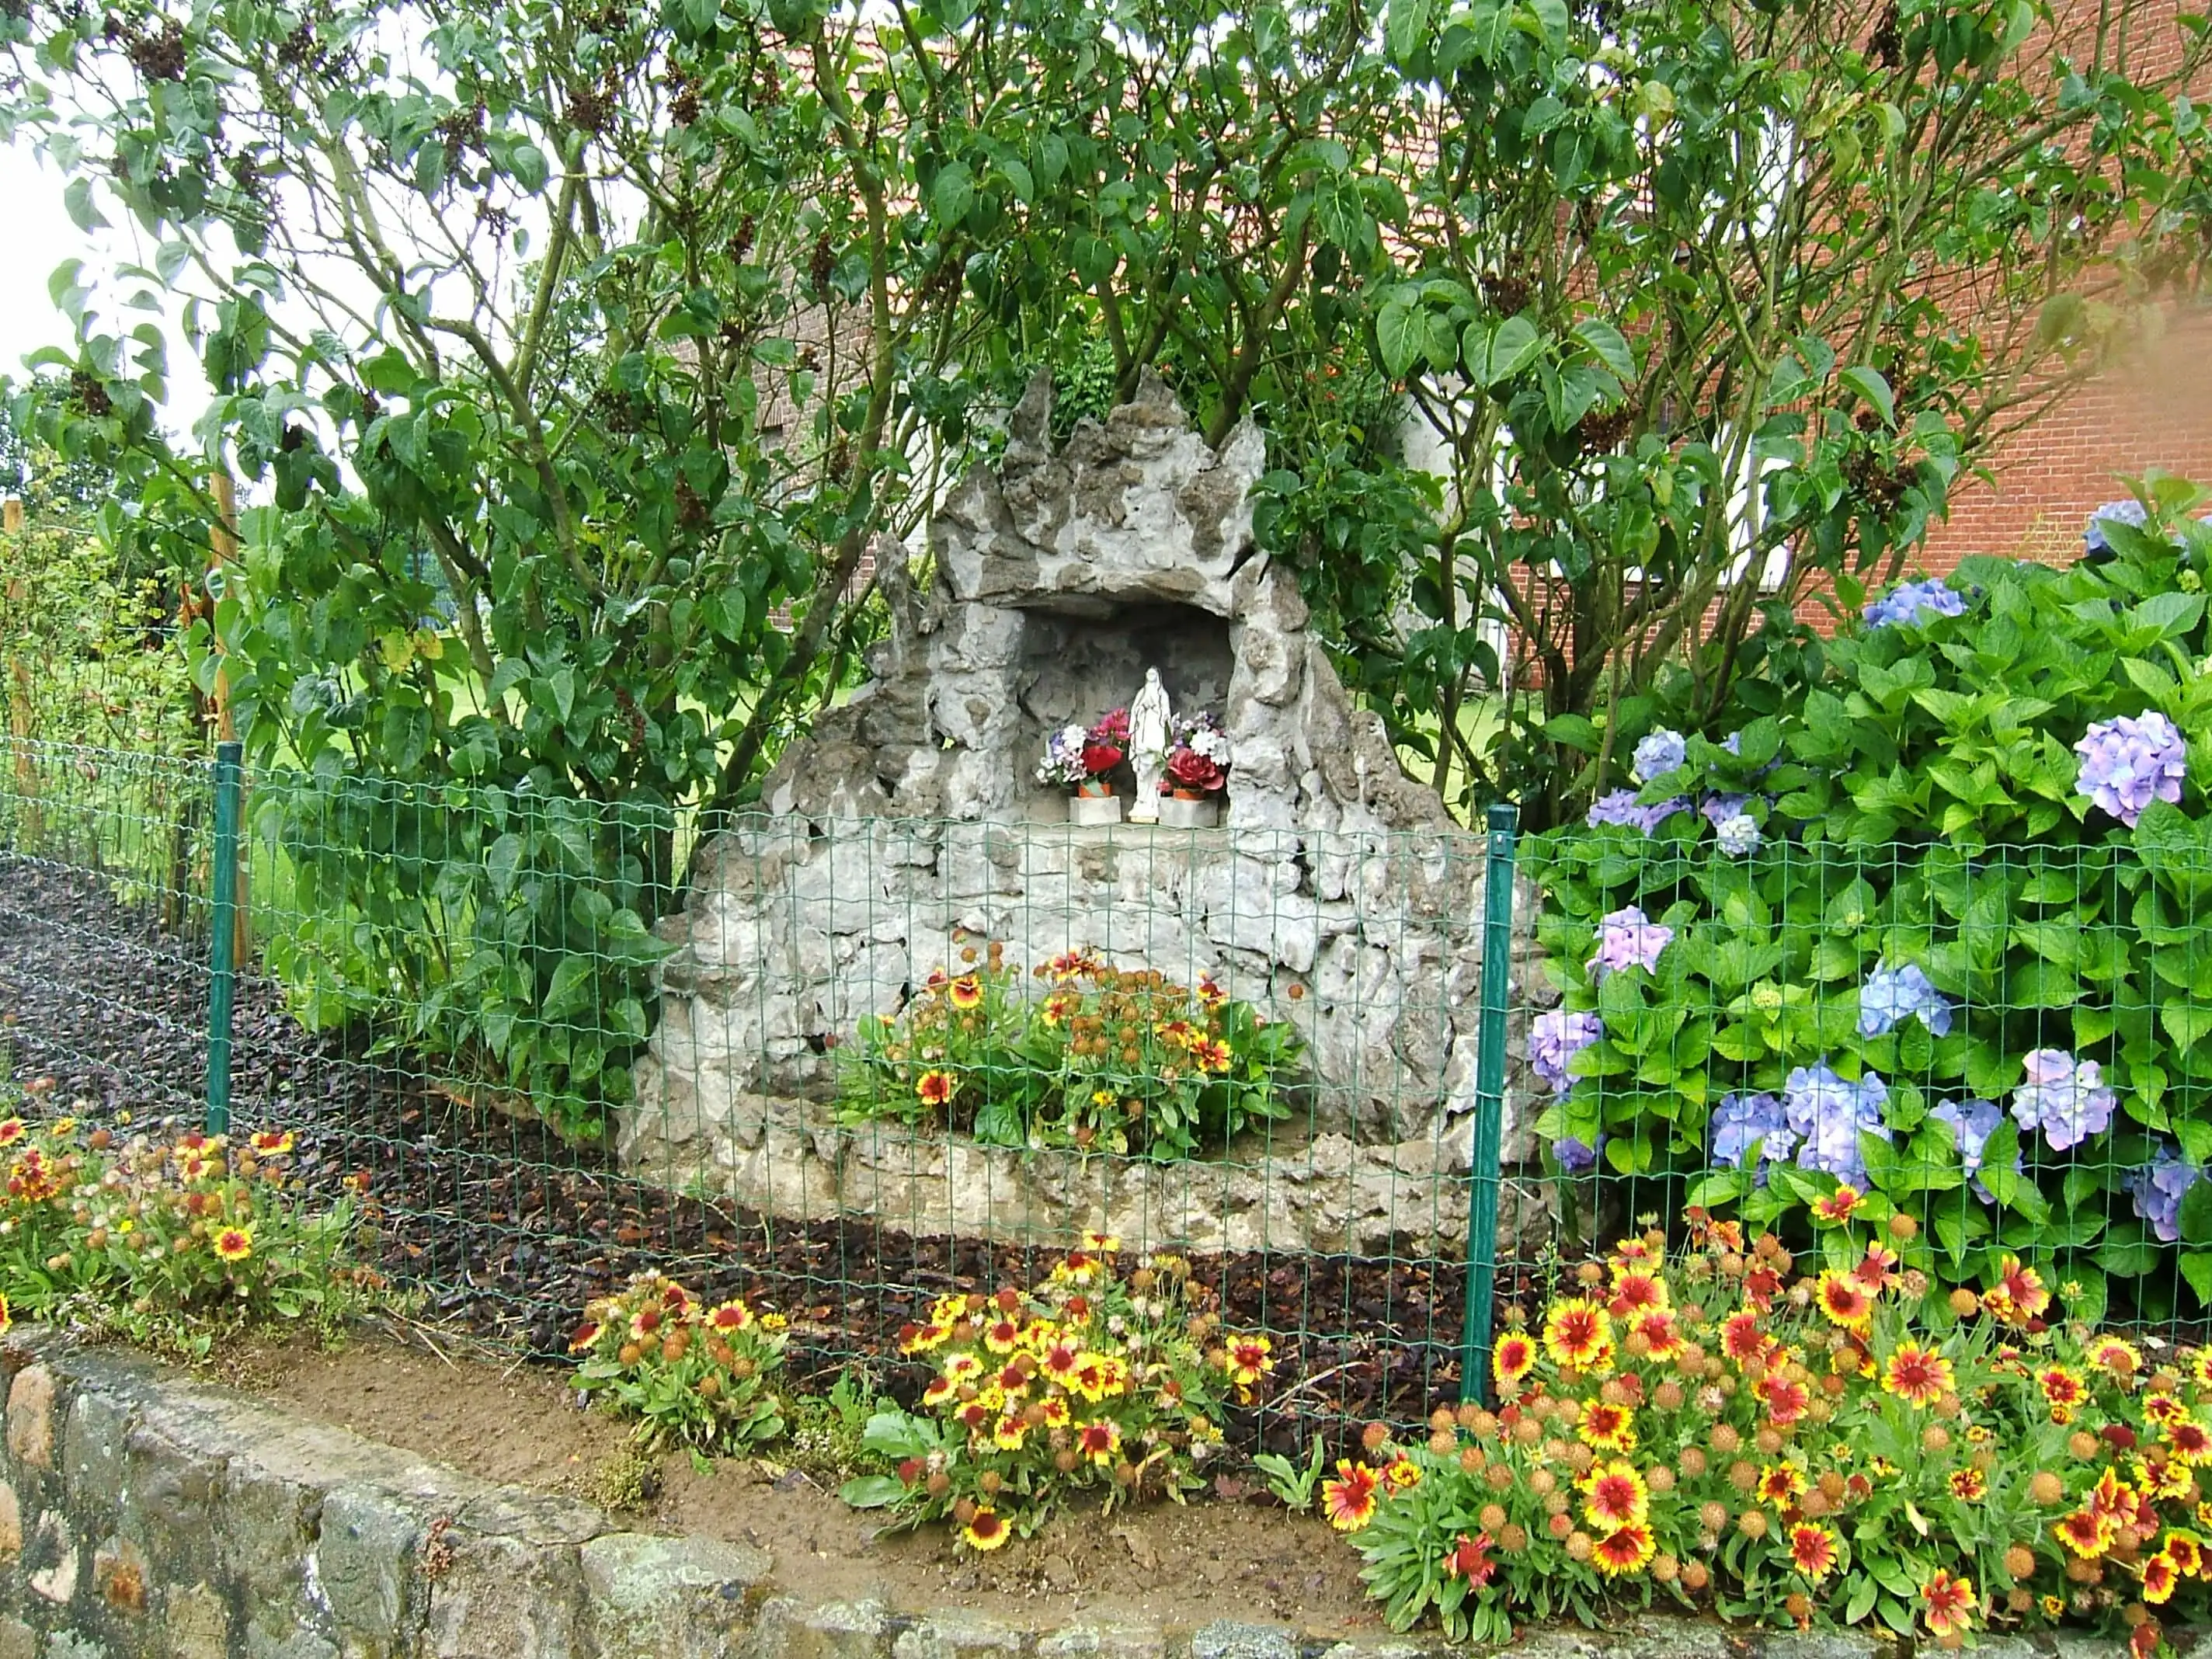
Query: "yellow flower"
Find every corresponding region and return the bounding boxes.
[962,1508,1011,1551]
[212,1225,254,1263]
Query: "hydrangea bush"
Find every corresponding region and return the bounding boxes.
[1349,1210,2212,1654]
[1523,478,2212,1318]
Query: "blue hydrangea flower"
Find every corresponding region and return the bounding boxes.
[1721,732,1743,756]
[1585,789,1691,833]
[2009,1049,2117,1153]
[1630,729,1688,784]
[1553,1136,1602,1174]
[1711,1091,1795,1184]
[2085,499,2150,554]
[1783,1062,1890,1188]
[1863,577,1966,629]
[1588,906,1673,981]
[1530,1009,1603,1097]
[1702,792,1749,827]
[2130,1142,2203,1243]
[1856,962,1953,1039]
[1714,814,1761,857]
[1929,1097,2016,1207]
[2075,711,2186,828]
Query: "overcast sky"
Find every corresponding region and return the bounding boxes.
[0,143,107,381]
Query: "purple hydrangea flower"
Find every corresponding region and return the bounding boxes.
[1714,814,1761,857]
[1531,1009,1604,1097]
[1711,1090,1795,1184]
[1856,962,1953,1039]
[1783,1062,1890,1188]
[1929,1097,2017,1207]
[1585,789,1691,833]
[2085,498,2150,554]
[1631,729,1688,784]
[1863,577,1967,629]
[2074,711,2186,828]
[2130,1142,2203,1243]
[1702,792,1750,827]
[1588,906,1673,981]
[2009,1048,2117,1153]
[1553,1136,1602,1173]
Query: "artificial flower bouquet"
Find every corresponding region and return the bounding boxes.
[1345,1202,2212,1658]
[1037,708,1130,791]
[1165,710,1232,797]
[840,1240,1273,1548]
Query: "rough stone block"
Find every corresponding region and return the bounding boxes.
[26,1508,78,1602]
[162,1584,231,1659]
[7,1366,57,1470]
[1035,1626,1166,1659]
[422,1527,587,1659]
[0,1479,19,1556]
[315,1487,423,1647]
[92,1535,151,1613]
[0,1619,30,1659]
[580,1531,770,1659]
[1186,1622,1296,1659]
[62,1392,134,1523]
[891,1612,1023,1659]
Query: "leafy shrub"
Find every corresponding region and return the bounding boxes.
[0,1111,374,1344]
[1351,1209,2212,1652]
[1525,479,2212,1316]
[840,1241,1271,1547]
[569,1274,788,1456]
[836,944,1303,1160]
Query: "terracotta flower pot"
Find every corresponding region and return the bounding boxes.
[1170,786,1208,801]
[1076,780,1115,799]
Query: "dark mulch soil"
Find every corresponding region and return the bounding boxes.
[0,854,1546,1445]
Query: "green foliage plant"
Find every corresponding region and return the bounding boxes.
[835,942,1303,1159]
[1524,481,2212,1320]
[569,1273,789,1456]
[840,1243,1271,1547]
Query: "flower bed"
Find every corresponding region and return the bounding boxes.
[834,944,1305,1160]
[1525,482,2212,1316]
[1343,1207,2212,1656]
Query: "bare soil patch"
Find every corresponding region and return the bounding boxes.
[239,1327,1384,1633]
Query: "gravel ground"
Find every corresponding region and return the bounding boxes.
[0,852,1542,1443]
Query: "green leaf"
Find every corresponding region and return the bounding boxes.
[1474,315,1543,386]
[1570,319,1635,380]
[1386,0,1432,62]
[541,953,596,1021]
[839,1474,909,1509]
[1376,301,1425,379]
[931,162,975,226]
[486,832,525,901]
[2180,1181,2212,1248]
[507,141,550,194]
[1837,365,1895,426]
[2182,1251,2212,1309]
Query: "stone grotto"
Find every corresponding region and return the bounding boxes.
[618,370,1554,1258]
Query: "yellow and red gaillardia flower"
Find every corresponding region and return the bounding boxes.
[947,975,985,1010]
[1755,1370,1810,1427]
[2164,1532,2207,1578]
[2172,1421,2212,1466]
[2145,1392,2190,1428]
[1922,1570,1974,1637]
[1542,1299,1614,1372]
[1815,1270,1874,1330]
[212,1225,254,1263]
[1323,1460,1381,1532]
[915,1070,957,1107]
[2193,1348,2212,1393]
[902,1322,951,1355]
[0,1119,23,1149]
[962,1508,1010,1551]
[1949,1466,1987,1502]
[1224,1336,1272,1388]
[2039,1365,2087,1421]
[568,1320,600,1354]
[984,1317,1024,1354]
[708,1302,753,1333]
[2089,1336,2142,1376]
[1577,1400,1637,1453]
[1442,1533,1496,1587]
[1720,1310,1772,1370]
[1983,1255,2051,1325]
[1758,1463,1806,1507]
[1881,1343,1954,1407]
[1852,1243,1902,1291]
[1606,1266,1668,1319]
[249,1130,296,1156]
[2057,1508,2118,1559]
[1383,1456,1422,1493]
[1578,1460,1649,1531]
[1635,1311,1685,1362]
[2143,1551,2180,1606]
[2090,1468,2137,1524]
[1789,1522,1838,1581]
[1493,1332,1538,1391]
[993,1414,1029,1451]
[1591,1523,1656,1577]
[1810,1184,1863,1224]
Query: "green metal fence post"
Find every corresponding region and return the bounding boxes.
[204,739,242,1136]
[1461,801,1519,1404]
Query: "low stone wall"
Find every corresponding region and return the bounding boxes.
[0,1327,2065,1659]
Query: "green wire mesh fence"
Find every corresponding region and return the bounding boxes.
[0,735,1542,1445]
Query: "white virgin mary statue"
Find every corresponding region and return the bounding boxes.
[1128,669,1173,823]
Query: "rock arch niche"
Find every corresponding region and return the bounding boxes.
[621,371,1550,1264]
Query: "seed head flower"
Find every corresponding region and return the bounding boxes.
[1864,577,1966,628]
[1588,907,1673,981]
[1531,1010,1604,1097]
[2010,1049,2116,1153]
[2075,711,2186,828]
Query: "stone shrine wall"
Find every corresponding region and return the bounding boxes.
[621,374,1557,1258]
